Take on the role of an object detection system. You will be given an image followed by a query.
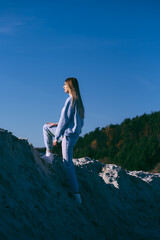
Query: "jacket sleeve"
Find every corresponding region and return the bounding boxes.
[55,97,74,140]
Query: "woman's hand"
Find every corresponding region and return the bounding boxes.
[46,123,58,128]
[53,139,58,147]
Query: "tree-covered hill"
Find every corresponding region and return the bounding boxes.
[74,111,160,171]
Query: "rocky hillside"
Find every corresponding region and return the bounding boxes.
[0,129,160,240]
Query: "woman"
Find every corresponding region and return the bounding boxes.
[42,77,84,203]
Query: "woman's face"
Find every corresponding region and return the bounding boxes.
[63,82,70,94]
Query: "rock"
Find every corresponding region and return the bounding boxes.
[0,129,160,240]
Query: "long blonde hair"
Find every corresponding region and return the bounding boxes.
[65,77,85,119]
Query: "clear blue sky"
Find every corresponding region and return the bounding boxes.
[0,0,160,147]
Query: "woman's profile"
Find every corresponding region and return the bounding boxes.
[42,77,84,203]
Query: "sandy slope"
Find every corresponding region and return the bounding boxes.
[0,129,160,240]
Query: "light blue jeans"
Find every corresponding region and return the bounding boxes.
[43,124,79,193]
[43,123,57,151]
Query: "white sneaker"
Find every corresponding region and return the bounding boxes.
[41,153,54,164]
[73,193,82,204]
[46,151,52,157]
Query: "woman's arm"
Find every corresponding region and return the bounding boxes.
[46,122,58,128]
[53,139,58,146]
[55,97,74,141]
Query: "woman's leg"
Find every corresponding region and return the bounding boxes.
[43,124,57,152]
[62,136,79,193]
